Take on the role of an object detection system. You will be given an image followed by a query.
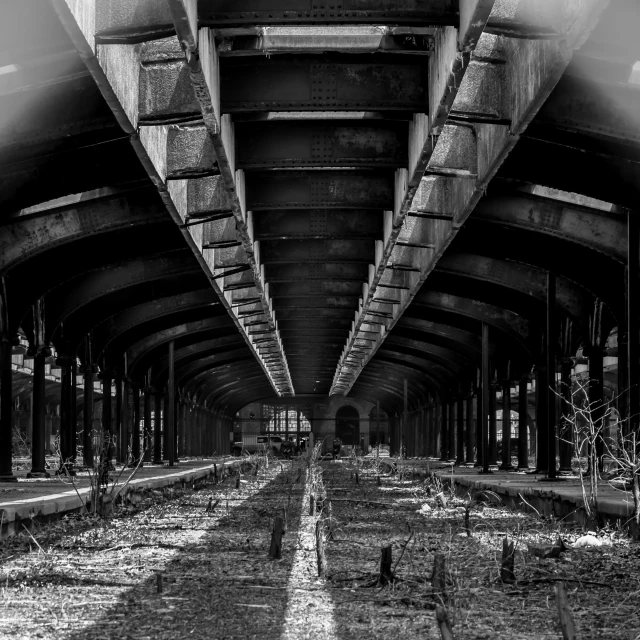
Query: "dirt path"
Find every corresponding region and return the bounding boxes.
[0,458,638,640]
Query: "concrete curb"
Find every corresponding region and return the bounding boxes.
[0,457,244,538]
[435,470,639,538]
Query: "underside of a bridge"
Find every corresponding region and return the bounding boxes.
[0,0,639,479]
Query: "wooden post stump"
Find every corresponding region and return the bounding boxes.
[355,472,359,485]
[432,552,446,594]
[309,494,315,516]
[316,519,326,578]
[377,475,381,486]
[501,536,516,583]
[435,604,454,640]
[156,573,163,593]
[464,506,471,537]
[213,464,218,484]
[555,581,576,640]
[268,516,285,559]
[378,544,393,586]
[236,473,241,489]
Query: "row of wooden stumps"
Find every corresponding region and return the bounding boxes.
[375,537,576,640]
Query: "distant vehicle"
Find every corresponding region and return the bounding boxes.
[232,435,284,456]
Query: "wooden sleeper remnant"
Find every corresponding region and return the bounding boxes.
[268,515,285,560]
[501,536,516,583]
[555,581,576,640]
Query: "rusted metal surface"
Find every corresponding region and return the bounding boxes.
[199,1,458,27]
[221,57,427,112]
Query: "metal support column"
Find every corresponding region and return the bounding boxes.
[500,380,514,470]
[28,348,49,478]
[628,210,640,437]
[546,271,557,479]
[589,347,605,470]
[115,366,124,464]
[132,384,141,464]
[153,393,163,464]
[489,382,497,465]
[559,359,573,472]
[58,355,72,473]
[456,394,464,464]
[0,335,16,481]
[100,368,113,467]
[448,398,456,461]
[466,388,475,464]
[143,386,152,462]
[166,341,175,466]
[403,378,408,458]
[440,399,448,460]
[481,324,490,474]
[518,374,529,469]
[82,363,95,468]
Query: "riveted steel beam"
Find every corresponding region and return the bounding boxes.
[198,1,458,28]
[259,239,374,264]
[127,315,237,379]
[331,0,610,395]
[235,121,408,169]
[473,193,626,263]
[246,170,394,210]
[253,210,382,241]
[436,251,593,333]
[45,251,197,340]
[0,187,164,274]
[220,56,427,113]
[499,133,640,209]
[266,263,368,282]
[90,289,216,355]
[218,28,434,56]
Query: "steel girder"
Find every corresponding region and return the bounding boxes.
[44,250,203,343]
[86,289,217,355]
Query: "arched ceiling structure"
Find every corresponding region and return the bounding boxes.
[0,0,637,418]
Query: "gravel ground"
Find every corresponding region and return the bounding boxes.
[0,457,638,640]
